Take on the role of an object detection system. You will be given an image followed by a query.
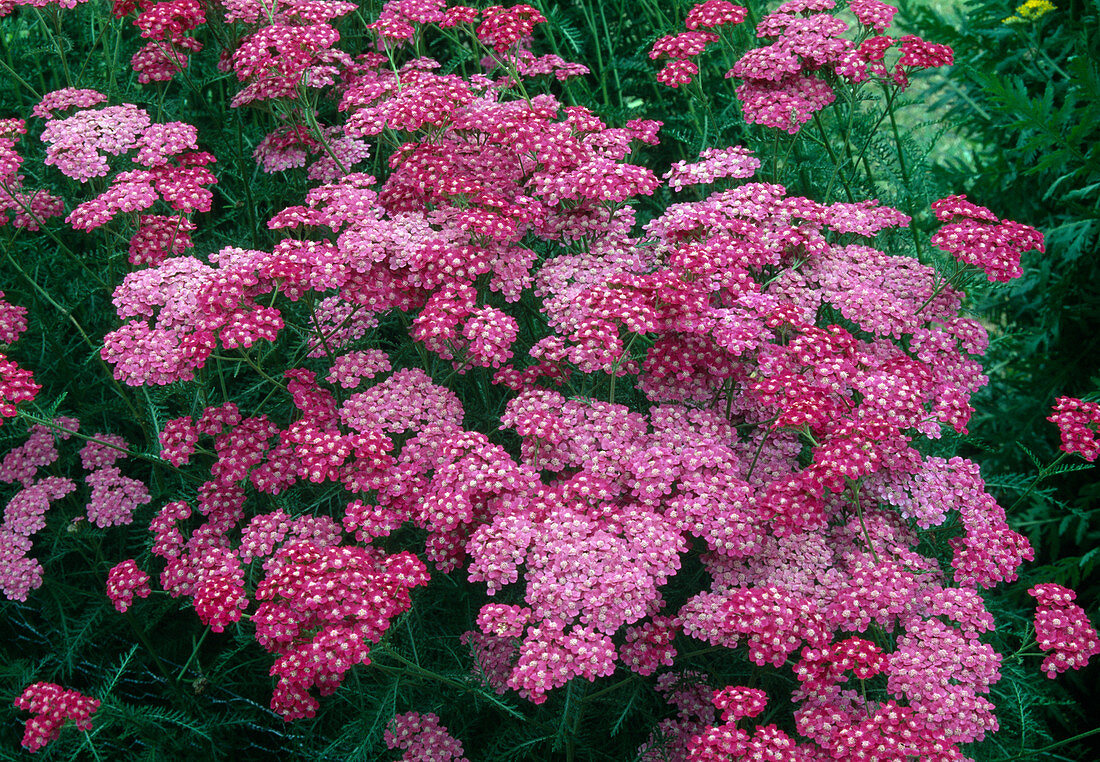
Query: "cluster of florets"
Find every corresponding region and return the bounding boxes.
[682,0,953,132]
[931,194,1045,282]
[0,119,64,230]
[42,2,1089,754]
[254,123,370,181]
[476,4,545,53]
[1047,396,1100,461]
[226,0,354,107]
[1028,583,1100,678]
[1,472,77,600]
[385,711,469,762]
[114,0,207,82]
[82,433,151,528]
[106,558,152,612]
[254,543,430,718]
[664,146,760,190]
[0,353,39,424]
[0,291,27,345]
[14,683,100,753]
[36,94,216,239]
[0,294,39,426]
[0,418,151,601]
[650,2,747,87]
[0,292,38,424]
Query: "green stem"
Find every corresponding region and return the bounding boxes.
[17,411,184,472]
[3,247,146,425]
[1006,451,1071,514]
[882,83,926,262]
[987,726,1100,762]
[124,611,178,691]
[850,479,880,564]
[814,112,854,203]
[375,644,527,720]
[32,8,71,87]
[2,186,109,290]
[176,626,211,680]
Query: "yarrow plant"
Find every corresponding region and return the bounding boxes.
[0,0,1096,758]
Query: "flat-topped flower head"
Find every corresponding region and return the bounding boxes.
[1028,584,1100,678]
[1047,396,1100,461]
[32,89,107,121]
[14,683,100,752]
[931,194,1044,282]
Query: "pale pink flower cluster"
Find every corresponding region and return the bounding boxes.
[0,0,88,15]
[31,88,106,120]
[384,711,468,762]
[85,465,151,528]
[41,104,152,181]
[664,146,760,191]
[0,476,77,601]
[326,349,392,388]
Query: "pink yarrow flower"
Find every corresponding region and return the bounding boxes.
[931,194,1044,282]
[1028,583,1100,678]
[14,683,100,753]
[1047,396,1100,461]
[385,711,469,762]
[106,558,152,612]
[664,146,760,190]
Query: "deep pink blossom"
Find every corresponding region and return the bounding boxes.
[1029,583,1100,678]
[1047,396,1100,461]
[14,683,100,753]
[106,558,151,612]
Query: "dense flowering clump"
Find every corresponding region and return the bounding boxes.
[0,3,1087,758]
[1047,396,1100,461]
[116,0,207,83]
[1,476,77,600]
[254,542,429,718]
[1028,583,1100,678]
[40,104,151,181]
[476,4,545,53]
[14,683,100,753]
[85,465,151,527]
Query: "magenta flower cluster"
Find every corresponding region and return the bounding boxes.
[1029,583,1100,678]
[13,683,100,752]
[1047,396,1100,462]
